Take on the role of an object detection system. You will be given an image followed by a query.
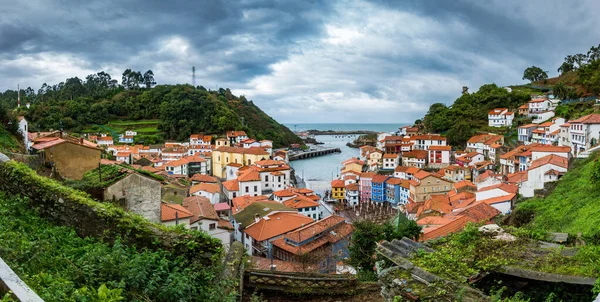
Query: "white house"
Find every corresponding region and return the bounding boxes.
[116,151,132,164]
[161,202,193,229]
[344,183,360,207]
[518,124,537,144]
[183,195,233,247]
[569,114,600,156]
[527,98,552,115]
[520,154,569,198]
[16,116,30,150]
[409,134,447,151]
[475,183,518,214]
[164,158,189,175]
[189,183,221,204]
[125,130,137,136]
[237,169,262,197]
[118,135,134,144]
[382,153,400,170]
[488,108,514,127]
[190,134,212,146]
[96,136,114,147]
[283,194,322,220]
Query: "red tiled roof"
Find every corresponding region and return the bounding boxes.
[214,146,269,155]
[529,98,548,103]
[283,194,319,209]
[406,167,421,174]
[506,171,528,183]
[476,170,496,183]
[571,114,600,124]
[477,183,519,194]
[402,150,428,159]
[238,169,261,182]
[244,212,313,242]
[454,180,476,190]
[421,216,472,241]
[183,195,219,223]
[383,153,400,159]
[231,195,272,215]
[411,134,446,141]
[455,202,501,221]
[529,154,569,170]
[161,202,193,222]
[477,194,516,206]
[190,183,220,195]
[530,145,571,153]
[164,158,189,167]
[417,194,452,218]
[488,108,508,115]
[222,179,240,191]
[190,174,218,183]
[428,145,451,151]
[371,175,389,183]
[331,179,345,188]
[214,202,231,211]
[271,215,352,255]
[414,170,431,180]
[345,183,360,191]
[273,189,297,197]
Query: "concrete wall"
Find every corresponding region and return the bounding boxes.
[105,173,162,223]
[44,142,101,180]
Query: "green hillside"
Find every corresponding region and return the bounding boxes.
[1,78,301,148]
[515,152,600,237]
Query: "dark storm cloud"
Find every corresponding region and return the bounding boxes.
[1,0,599,123]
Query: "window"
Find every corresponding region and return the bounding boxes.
[254,185,258,192]
[191,226,198,231]
[247,159,252,165]
[265,175,268,182]
[245,187,249,193]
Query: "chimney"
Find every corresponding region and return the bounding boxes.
[254,213,260,223]
[80,138,84,145]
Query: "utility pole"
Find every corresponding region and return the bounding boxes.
[192,66,196,87]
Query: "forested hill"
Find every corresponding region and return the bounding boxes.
[0,75,301,148]
[421,84,531,147]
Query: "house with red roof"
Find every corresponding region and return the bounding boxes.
[382,153,400,170]
[475,183,519,214]
[530,118,566,145]
[569,114,600,156]
[518,123,538,144]
[161,202,193,228]
[409,172,454,202]
[466,133,504,161]
[402,150,428,168]
[345,183,360,206]
[32,136,102,180]
[243,211,313,257]
[520,154,569,198]
[488,108,514,127]
[271,215,353,273]
[189,183,221,204]
[527,98,552,115]
[427,145,451,167]
[96,135,114,147]
[183,195,233,246]
[189,133,213,146]
[419,202,500,241]
[409,134,447,151]
[283,194,322,220]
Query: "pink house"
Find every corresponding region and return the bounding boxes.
[359,172,376,203]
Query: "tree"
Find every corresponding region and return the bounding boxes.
[558,61,575,75]
[121,69,143,90]
[143,70,156,89]
[522,66,548,82]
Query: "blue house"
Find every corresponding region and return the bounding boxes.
[119,135,134,144]
[385,177,410,206]
[371,175,390,203]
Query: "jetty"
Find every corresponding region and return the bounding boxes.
[289,147,341,161]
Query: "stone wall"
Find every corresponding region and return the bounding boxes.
[244,269,357,295]
[0,158,222,266]
[43,142,101,180]
[105,173,162,223]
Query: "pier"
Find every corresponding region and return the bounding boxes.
[288,147,341,161]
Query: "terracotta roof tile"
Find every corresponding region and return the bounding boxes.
[244,212,313,242]
[190,174,218,183]
[190,183,220,195]
[283,194,320,209]
[529,154,569,170]
[331,179,345,188]
[161,202,193,222]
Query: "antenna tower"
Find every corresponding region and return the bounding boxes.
[192,66,196,87]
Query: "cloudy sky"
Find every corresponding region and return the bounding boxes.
[1,0,599,123]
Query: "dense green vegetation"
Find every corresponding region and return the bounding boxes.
[516,152,600,238]
[522,66,548,82]
[410,224,597,301]
[0,193,234,302]
[422,84,530,147]
[349,217,421,281]
[0,71,301,147]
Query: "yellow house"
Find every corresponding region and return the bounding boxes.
[331,179,345,202]
[212,146,270,178]
[368,151,382,168]
[341,158,365,174]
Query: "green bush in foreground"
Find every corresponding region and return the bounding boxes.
[0,193,234,302]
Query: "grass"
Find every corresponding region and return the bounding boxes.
[0,126,23,153]
[78,119,164,140]
[516,152,600,236]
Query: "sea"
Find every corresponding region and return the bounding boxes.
[286,123,406,196]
